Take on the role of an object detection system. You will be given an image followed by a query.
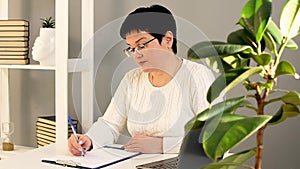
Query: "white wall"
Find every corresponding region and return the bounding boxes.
[7,0,299,168]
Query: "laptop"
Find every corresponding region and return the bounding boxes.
[136,127,213,169]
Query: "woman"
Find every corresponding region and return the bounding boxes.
[68,4,215,156]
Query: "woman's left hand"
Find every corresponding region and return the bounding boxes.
[124,135,163,153]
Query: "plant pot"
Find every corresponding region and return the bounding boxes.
[32,28,55,66]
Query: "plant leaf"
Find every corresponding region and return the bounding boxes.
[188,41,254,60]
[201,148,256,169]
[227,29,267,53]
[227,29,257,47]
[198,97,247,121]
[252,53,272,65]
[188,41,224,60]
[204,57,233,73]
[201,163,254,169]
[275,60,297,77]
[239,0,272,42]
[219,148,256,165]
[207,67,263,103]
[268,104,300,125]
[203,114,272,160]
[263,30,277,52]
[256,81,274,90]
[184,119,206,132]
[221,55,239,69]
[40,16,55,28]
[265,19,298,50]
[281,91,300,105]
[280,0,300,39]
[184,97,250,131]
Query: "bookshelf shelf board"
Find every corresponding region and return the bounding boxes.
[0,64,55,70]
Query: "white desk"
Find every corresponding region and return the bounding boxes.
[0,143,177,169]
[0,145,35,160]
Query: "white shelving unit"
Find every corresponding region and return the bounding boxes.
[0,64,55,70]
[0,0,95,153]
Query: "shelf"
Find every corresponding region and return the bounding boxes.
[0,0,94,151]
[0,58,90,72]
[0,64,55,70]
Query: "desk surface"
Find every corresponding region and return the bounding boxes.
[0,143,177,169]
[0,145,35,159]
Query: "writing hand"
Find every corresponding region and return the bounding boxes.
[68,134,92,156]
[124,135,163,153]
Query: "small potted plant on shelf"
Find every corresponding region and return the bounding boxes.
[185,0,299,169]
[40,16,55,28]
[32,16,56,66]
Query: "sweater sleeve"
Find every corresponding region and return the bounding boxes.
[191,65,215,114]
[162,64,215,154]
[163,136,183,153]
[86,72,130,148]
[86,117,118,148]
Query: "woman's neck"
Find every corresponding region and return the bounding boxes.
[149,57,182,87]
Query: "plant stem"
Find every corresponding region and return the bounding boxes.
[274,39,288,66]
[254,87,269,169]
[255,127,265,169]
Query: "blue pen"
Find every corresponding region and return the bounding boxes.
[68,116,85,157]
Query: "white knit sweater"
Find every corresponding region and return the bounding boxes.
[87,59,215,153]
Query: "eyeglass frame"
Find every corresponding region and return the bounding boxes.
[123,37,156,57]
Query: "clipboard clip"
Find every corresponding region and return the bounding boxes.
[56,160,80,167]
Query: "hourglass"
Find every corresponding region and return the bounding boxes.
[2,122,14,151]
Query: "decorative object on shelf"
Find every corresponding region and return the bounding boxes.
[186,0,300,169]
[40,17,55,28]
[32,16,55,66]
[0,20,29,65]
[36,115,77,147]
[2,122,15,151]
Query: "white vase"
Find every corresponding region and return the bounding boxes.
[32,28,55,66]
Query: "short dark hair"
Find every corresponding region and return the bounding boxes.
[120,4,177,54]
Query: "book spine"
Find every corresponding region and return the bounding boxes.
[37,137,54,144]
[0,41,28,47]
[36,122,76,130]
[0,20,29,26]
[0,31,29,37]
[37,118,78,126]
[36,117,78,147]
[0,26,29,31]
[0,55,27,59]
[0,58,29,65]
[0,47,28,51]
[37,133,56,142]
[0,51,28,55]
[0,38,29,42]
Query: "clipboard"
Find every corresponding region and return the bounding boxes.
[41,159,87,168]
[41,145,141,169]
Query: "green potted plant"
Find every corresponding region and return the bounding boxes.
[32,16,56,66]
[185,0,299,168]
[40,16,55,28]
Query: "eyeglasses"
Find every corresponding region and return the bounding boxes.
[123,37,156,57]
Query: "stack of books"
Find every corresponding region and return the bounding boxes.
[0,20,29,65]
[36,115,78,147]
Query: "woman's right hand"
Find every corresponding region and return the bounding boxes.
[68,134,92,156]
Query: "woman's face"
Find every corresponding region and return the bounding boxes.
[125,31,172,73]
